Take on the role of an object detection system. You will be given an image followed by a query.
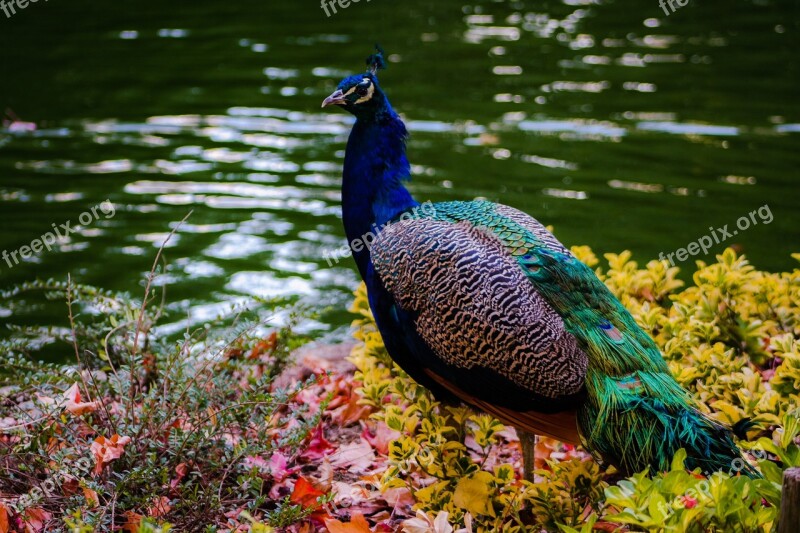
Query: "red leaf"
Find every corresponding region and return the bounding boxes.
[21,508,51,533]
[302,426,334,461]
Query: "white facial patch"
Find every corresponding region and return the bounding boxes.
[342,79,374,104]
[354,83,375,104]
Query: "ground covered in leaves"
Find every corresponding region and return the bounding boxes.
[0,248,798,532]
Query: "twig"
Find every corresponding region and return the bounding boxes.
[66,274,92,401]
[132,210,193,357]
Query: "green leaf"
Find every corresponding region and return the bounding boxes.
[671,448,687,472]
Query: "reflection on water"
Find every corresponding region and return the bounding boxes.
[0,0,798,349]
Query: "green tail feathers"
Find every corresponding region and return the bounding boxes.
[417,201,757,477]
[577,370,759,477]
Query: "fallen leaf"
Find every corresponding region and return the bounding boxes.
[290,477,330,523]
[330,390,371,426]
[325,512,373,533]
[249,331,279,360]
[302,426,334,461]
[0,504,9,533]
[90,434,132,475]
[83,487,100,507]
[328,439,376,473]
[61,477,80,496]
[35,393,55,406]
[268,452,294,482]
[148,496,172,517]
[383,486,415,508]
[315,458,334,492]
[531,436,582,469]
[362,422,401,456]
[291,477,325,508]
[170,462,190,490]
[63,383,100,416]
[122,511,142,533]
[298,523,316,533]
[456,513,473,533]
[22,508,51,533]
[401,510,453,533]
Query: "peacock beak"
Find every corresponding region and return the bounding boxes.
[321,89,347,108]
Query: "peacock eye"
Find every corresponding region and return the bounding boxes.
[356,85,369,96]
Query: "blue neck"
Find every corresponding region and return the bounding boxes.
[342,110,418,276]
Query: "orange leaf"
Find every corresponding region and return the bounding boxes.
[122,511,142,533]
[290,477,325,509]
[249,332,279,360]
[63,383,100,416]
[290,477,330,524]
[83,487,100,508]
[325,512,374,533]
[147,496,172,517]
[330,391,372,426]
[0,504,9,533]
[90,434,132,475]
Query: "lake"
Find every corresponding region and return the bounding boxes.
[1,0,798,347]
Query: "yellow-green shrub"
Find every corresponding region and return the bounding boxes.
[348,248,800,532]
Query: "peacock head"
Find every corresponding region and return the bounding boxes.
[321,47,391,120]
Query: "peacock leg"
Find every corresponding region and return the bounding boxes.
[516,427,537,482]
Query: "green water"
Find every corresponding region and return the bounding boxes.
[1,0,798,344]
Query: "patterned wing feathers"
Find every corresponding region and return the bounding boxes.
[371,218,588,400]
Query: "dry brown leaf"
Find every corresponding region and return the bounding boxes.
[315,458,334,492]
[328,439,375,473]
[362,421,401,455]
[61,477,80,496]
[63,383,100,416]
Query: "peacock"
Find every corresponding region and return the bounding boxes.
[321,48,757,479]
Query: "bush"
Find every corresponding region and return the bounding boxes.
[350,248,799,532]
[0,278,324,532]
[1,247,798,532]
